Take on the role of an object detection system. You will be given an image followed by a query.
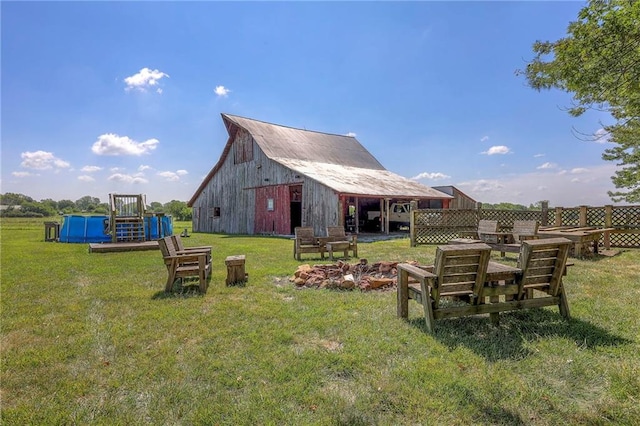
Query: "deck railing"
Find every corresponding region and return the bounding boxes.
[410,204,640,248]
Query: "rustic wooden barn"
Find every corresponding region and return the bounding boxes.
[187,114,453,235]
[432,185,478,210]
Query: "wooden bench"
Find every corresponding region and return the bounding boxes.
[397,238,573,332]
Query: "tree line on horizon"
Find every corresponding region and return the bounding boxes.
[0,193,192,221]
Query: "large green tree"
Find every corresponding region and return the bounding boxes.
[519,0,640,202]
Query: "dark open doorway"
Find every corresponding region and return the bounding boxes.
[289,185,302,234]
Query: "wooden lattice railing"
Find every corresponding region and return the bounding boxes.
[410,205,640,248]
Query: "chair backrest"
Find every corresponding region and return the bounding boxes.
[517,237,571,297]
[157,237,175,268]
[172,235,185,251]
[326,226,346,240]
[295,227,317,245]
[512,220,539,242]
[477,220,498,243]
[158,237,170,257]
[431,243,492,304]
[478,220,498,235]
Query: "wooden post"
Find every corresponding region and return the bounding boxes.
[354,196,359,234]
[605,205,613,228]
[410,210,416,247]
[541,201,549,226]
[384,198,390,234]
[555,207,563,226]
[579,206,588,227]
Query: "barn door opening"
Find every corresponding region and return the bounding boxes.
[289,185,302,234]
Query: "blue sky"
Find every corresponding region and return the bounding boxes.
[1,1,620,206]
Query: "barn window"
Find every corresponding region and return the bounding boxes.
[267,198,274,211]
[209,207,220,218]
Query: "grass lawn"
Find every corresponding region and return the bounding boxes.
[1,217,639,425]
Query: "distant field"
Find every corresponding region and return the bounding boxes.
[1,217,639,425]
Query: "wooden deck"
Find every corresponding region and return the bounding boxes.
[89,240,159,253]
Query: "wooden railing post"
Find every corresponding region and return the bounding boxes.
[555,207,563,226]
[605,205,613,228]
[541,201,549,226]
[579,206,588,227]
[410,210,416,247]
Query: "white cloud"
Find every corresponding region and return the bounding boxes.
[138,165,152,172]
[594,128,611,143]
[345,132,357,137]
[480,136,489,142]
[571,167,589,174]
[411,171,451,180]
[534,153,545,158]
[537,162,557,170]
[12,171,35,177]
[20,150,70,170]
[457,179,504,193]
[78,175,95,182]
[107,173,149,184]
[124,68,169,92]
[81,165,102,173]
[481,145,510,155]
[92,134,159,156]
[214,85,230,97]
[110,167,123,172]
[158,170,188,181]
[456,163,618,206]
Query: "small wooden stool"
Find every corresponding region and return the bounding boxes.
[225,255,247,286]
[44,221,60,242]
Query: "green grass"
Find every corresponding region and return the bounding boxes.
[1,217,639,425]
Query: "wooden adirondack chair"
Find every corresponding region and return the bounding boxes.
[158,236,211,293]
[293,227,325,261]
[171,235,212,264]
[397,243,493,333]
[325,226,358,259]
[515,237,572,316]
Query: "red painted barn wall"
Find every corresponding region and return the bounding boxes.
[254,185,291,234]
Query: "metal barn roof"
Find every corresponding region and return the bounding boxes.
[274,158,451,198]
[222,114,386,170]
[188,114,452,205]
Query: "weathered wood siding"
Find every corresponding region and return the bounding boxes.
[301,178,339,236]
[191,127,340,235]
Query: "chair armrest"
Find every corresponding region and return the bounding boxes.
[398,263,437,279]
[166,252,208,265]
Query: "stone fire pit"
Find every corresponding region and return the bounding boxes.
[290,259,419,291]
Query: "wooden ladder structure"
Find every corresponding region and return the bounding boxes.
[109,193,147,243]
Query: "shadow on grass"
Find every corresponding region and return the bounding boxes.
[408,309,630,362]
[151,283,204,299]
